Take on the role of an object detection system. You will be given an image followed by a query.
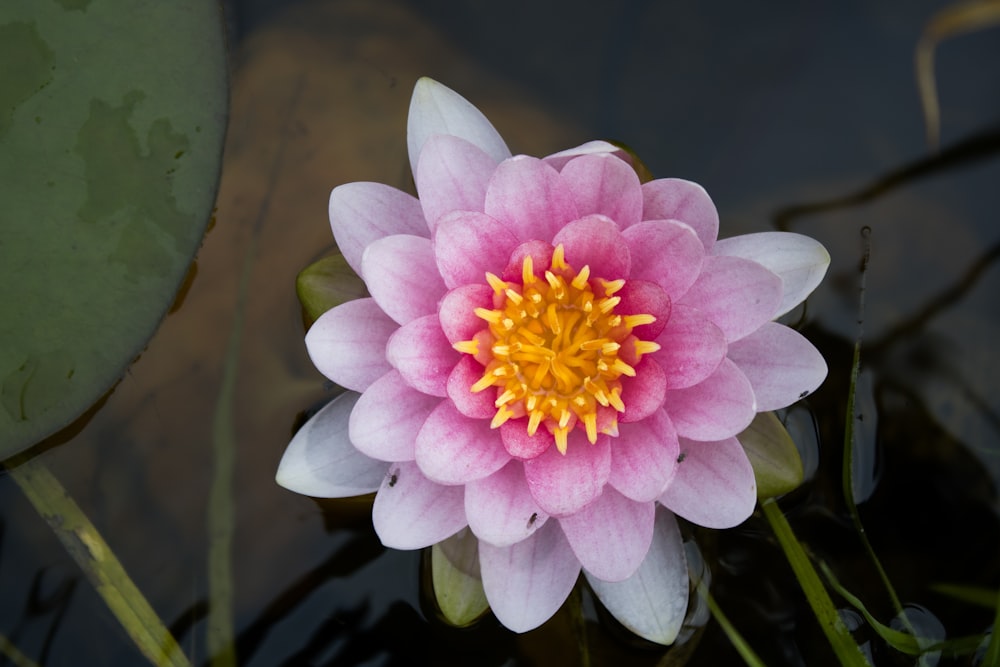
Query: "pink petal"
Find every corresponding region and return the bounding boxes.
[447,356,496,419]
[415,401,511,484]
[484,156,579,243]
[434,210,519,289]
[361,234,446,325]
[558,153,643,228]
[416,134,498,232]
[479,520,581,632]
[543,140,625,170]
[558,488,655,582]
[676,255,783,343]
[276,392,388,497]
[617,280,671,341]
[551,215,630,280]
[620,357,667,423]
[622,220,705,299]
[609,408,679,502]
[653,304,727,390]
[438,284,492,344]
[586,507,689,645]
[714,232,830,318]
[465,461,549,547]
[523,431,611,516]
[348,370,441,462]
[727,322,828,411]
[372,461,467,549]
[502,240,554,283]
[664,358,756,441]
[385,314,459,397]
[328,182,429,279]
[641,178,719,250]
[407,77,510,176]
[305,298,395,392]
[659,436,757,529]
[501,423,554,460]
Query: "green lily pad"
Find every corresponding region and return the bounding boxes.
[0,1,227,457]
[741,411,805,499]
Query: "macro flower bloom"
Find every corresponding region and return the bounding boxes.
[278,77,829,643]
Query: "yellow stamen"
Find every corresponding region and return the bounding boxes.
[452,339,479,355]
[486,272,508,294]
[454,248,658,454]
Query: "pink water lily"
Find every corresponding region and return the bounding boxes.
[277,77,829,643]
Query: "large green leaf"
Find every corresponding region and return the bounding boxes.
[0,1,227,457]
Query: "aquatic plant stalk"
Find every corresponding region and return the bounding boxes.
[6,456,190,667]
[761,499,871,667]
[697,579,767,667]
[0,631,41,667]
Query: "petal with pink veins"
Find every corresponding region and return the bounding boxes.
[501,423,553,460]
[415,401,511,484]
[523,431,611,516]
[447,356,496,419]
[502,240,554,283]
[349,370,441,462]
[465,461,548,547]
[479,520,581,633]
[407,77,510,176]
[484,156,579,243]
[372,461,467,549]
[305,298,396,392]
[609,408,679,502]
[727,322,828,410]
[620,357,667,423]
[438,284,492,344]
[714,232,830,318]
[276,392,388,497]
[416,134,498,232]
[361,235,446,325]
[664,358,756,441]
[622,220,705,299]
[559,487,655,582]
[660,436,757,528]
[385,315,458,397]
[641,179,719,250]
[654,304,727,390]
[676,255,783,343]
[558,153,643,228]
[434,210,519,289]
[617,280,671,341]
[328,182,428,279]
[552,215,630,280]
[586,507,689,645]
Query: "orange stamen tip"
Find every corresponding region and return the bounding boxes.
[452,339,479,355]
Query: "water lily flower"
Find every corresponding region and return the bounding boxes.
[277,77,829,643]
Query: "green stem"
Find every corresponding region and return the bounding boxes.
[761,499,870,667]
[6,456,190,667]
[698,580,767,667]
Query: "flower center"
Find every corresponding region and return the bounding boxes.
[453,245,661,454]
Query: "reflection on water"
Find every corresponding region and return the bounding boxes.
[2,0,999,665]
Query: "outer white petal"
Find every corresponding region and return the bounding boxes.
[276,393,388,497]
[660,437,757,529]
[479,520,581,633]
[587,507,689,645]
[713,232,830,318]
[407,77,511,176]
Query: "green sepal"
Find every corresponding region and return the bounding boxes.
[430,528,490,628]
[295,254,368,324]
[740,412,805,500]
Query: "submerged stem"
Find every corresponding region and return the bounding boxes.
[6,456,190,667]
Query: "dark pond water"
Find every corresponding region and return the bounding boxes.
[2,0,999,665]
